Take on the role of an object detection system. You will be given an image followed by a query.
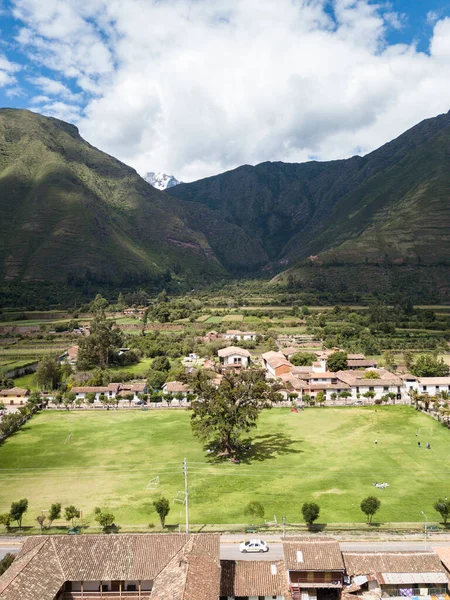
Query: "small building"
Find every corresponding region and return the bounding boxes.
[220,559,290,600]
[283,539,345,600]
[0,387,30,406]
[281,347,301,360]
[335,370,404,400]
[218,346,251,368]
[261,351,292,378]
[162,381,192,398]
[418,377,450,396]
[71,383,120,402]
[61,345,79,365]
[223,330,257,341]
[343,551,448,599]
[347,359,378,370]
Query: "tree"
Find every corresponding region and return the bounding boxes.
[383,350,395,371]
[85,392,96,404]
[0,553,15,576]
[363,390,376,400]
[10,499,28,528]
[152,356,171,372]
[302,502,320,525]
[0,513,11,530]
[48,503,61,526]
[94,507,116,531]
[339,390,352,404]
[190,370,274,455]
[411,355,450,378]
[147,370,167,390]
[77,311,123,370]
[153,497,170,528]
[403,350,413,370]
[327,351,348,372]
[64,505,81,527]
[35,354,62,390]
[244,501,265,524]
[360,496,381,523]
[433,498,450,524]
[362,371,380,379]
[36,515,46,531]
[290,352,316,367]
[315,391,325,406]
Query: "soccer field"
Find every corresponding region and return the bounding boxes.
[0,406,449,528]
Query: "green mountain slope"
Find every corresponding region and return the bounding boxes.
[169,110,450,297]
[0,109,264,287]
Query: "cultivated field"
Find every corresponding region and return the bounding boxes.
[0,406,449,529]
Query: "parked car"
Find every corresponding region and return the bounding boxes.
[136,400,146,405]
[239,539,269,553]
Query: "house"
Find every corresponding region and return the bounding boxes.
[223,330,257,341]
[281,347,301,360]
[0,387,30,406]
[417,377,450,396]
[218,346,251,368]
[335,370,404,400]
[261,351,292,378]
[162,381,192,398]
[118,382,147,401]
[71,383,121,402]
[220,560,290,600]
[61,345,79,365]
[347,360,378,370]
[283,538,345,600]
[0,533,221,600]
[343,551,448,599]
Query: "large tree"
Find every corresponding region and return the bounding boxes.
[411,355,450,377]
[327,351,348,372]
[360,496,381,523]
[35,354,62,390]
[77,312,123,370]
[290,352,316,367]
[190,370,276,455]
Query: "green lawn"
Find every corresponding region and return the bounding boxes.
[107,357,153,375]
[0,406,449,529]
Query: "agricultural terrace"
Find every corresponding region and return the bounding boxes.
[0,406,449,529]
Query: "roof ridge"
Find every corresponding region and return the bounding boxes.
[50,536,67,581]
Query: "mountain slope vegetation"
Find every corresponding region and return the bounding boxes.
[170,110,450,297]
[0,109,264,290]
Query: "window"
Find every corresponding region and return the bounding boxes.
[383,387,388,392]
[369,387,374,391]
[423,386,427,391]
[127,585,137,591]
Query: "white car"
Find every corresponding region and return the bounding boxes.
[239,539,269,553]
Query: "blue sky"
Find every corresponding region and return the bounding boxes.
[0,0,450,181]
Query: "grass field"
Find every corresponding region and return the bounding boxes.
[0,406,449,529]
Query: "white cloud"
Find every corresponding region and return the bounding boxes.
[0,55,20,87]
[7,0,450,181]
[28,75,83,102]
[427,11,439,26]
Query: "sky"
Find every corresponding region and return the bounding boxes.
[1,0,450,182]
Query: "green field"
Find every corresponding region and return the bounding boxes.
[0,406,449,529]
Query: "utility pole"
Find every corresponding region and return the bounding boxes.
[183,458,189,534]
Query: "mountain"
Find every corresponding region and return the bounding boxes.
[169,110,450,299]
[0,109,264,291]
[144,171,181,190]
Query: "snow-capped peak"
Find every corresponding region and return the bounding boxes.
[144,171,181,191]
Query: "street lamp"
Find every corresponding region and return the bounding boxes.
[421,511,428,550]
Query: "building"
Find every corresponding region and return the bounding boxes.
[162,381,192,397]
[261,351,292,378]
[347,360,378,370]
[218,347,251,368]
[71,383,121,402]
[0,387,30,406]
[60,346,79,365]
[0,534,220,600]
[343,551,448,599]
[417,377,450,396]
[335,370,403,401]
[283,539,345,600]
[223,330,257,341]
[220,560,290,600]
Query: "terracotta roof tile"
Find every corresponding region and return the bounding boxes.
[343,552,445,576]
[283,539,344,571]
[220,560,290,597]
